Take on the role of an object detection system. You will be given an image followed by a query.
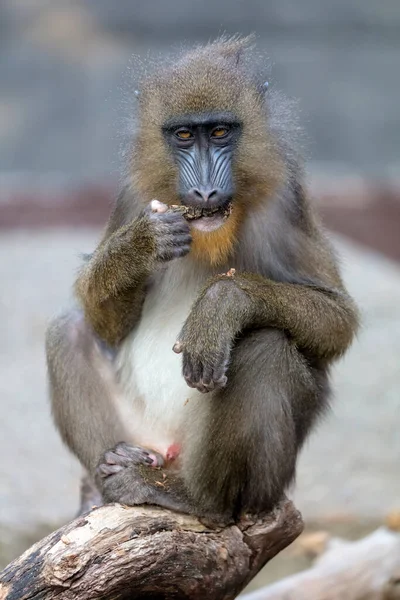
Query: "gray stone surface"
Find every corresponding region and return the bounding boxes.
[1,229,399,554]
[0,0,399,181]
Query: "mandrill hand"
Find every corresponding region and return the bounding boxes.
[173,274,251,393]
[147,200,192,262]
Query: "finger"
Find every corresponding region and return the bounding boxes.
[183,352,199,374]
[158,245,191,261]
[183,357,202,389]
[159,212,189,227]
[214,374,228,388]
[114,443,136,457]
[171,233,192,245]
[211,363,227,382]
[212,349,230,379]
[195,382,210,393]
[201,366,215,391]
[97,463,123,478]
[158,236,192,253]
[104,450,128,465]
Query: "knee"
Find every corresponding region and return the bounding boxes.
[230,327,293,375]
[46,310,98,361]
[47,310,114,361]
[228,327,326,415]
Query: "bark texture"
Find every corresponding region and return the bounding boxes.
[0,499,303,600]
[242,527,400,600]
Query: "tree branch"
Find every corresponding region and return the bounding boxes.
[241,527,400,600]
[0,498,303,600]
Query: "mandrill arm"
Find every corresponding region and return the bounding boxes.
[75,201,191,346]
[174,271,359,393]
[75,216,155,346]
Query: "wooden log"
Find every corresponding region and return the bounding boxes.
[241,527,400,600]
[0,498,303,600]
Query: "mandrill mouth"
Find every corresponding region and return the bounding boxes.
[171,201,233,232]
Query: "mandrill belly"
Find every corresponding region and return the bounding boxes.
[115,261,208,459]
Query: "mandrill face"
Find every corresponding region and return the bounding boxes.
[132,38,285,264]
[163,111,241,233]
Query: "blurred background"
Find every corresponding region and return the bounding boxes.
[1,0,399,590]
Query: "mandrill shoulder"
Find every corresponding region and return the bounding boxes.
[235,179,343,290]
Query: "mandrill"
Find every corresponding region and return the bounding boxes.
[46,37,359,522]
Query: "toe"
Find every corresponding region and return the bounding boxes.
[97,463,123,478]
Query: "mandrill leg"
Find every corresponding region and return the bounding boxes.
[96,328,329,523]
[180,327,330,520]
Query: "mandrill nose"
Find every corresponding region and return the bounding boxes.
[186,187,222,207]
[191,187,218,202]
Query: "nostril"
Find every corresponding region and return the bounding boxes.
[191,188,218,202]
[188,188,221,204]
[192,188,204,199]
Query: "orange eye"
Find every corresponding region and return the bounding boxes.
[212,127,228,138]
[176,129,193,139]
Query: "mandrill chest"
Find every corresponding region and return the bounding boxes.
[114,260,211,457]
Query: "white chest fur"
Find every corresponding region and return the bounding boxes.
[115,260,209,454]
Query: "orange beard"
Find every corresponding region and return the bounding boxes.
[189,205,243,266]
